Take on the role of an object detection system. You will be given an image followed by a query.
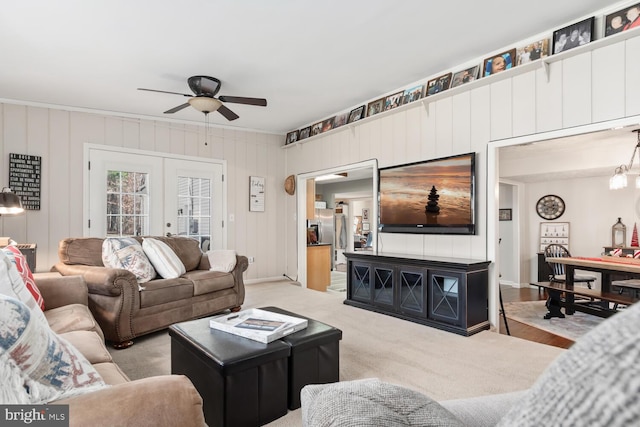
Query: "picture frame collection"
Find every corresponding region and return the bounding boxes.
[285,4,640,145]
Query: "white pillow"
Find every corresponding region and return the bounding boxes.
[142,238,186,279]
[102,237,156,283]
[207,250,237,273]
[0,250,46,324]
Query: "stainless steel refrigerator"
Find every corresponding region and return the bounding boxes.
[310,208,335,269]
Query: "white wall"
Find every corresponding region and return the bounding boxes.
[285,30,640,327]
[499,183,517,285]
[0,106,287,281]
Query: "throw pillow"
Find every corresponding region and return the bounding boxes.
[142,237,186,279]
[301,378,464,427]
[102,237,156,283]
[0,294,108,404]
[497,301,640,427]
[2,245,44,310]
[207,249,237,273]
[0,250,46,325]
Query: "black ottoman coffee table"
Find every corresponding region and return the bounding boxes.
[169,317,290,427]
[261,306,343,410]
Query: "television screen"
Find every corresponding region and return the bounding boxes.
[378,152,476,235]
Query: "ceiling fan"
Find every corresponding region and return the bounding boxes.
[138,75,267,121]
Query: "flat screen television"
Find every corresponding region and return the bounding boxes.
[378,152,476,235]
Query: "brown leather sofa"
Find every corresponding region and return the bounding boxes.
[35,273,206,427]
[53,236,248,348]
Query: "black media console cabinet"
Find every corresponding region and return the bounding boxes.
[344,251,490,336]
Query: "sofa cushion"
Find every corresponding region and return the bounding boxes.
[0,250,46,324]
[45,303,104,340]
[58,237,106,266]
[497,302,640,427]
[142,237,186,279]
[0,294,108,404]
[102,237,156,283]
[301,378,464,427]
[183,269,235,296]
[150,236,203,271]
[140,278,194,308]
[2,245,44,310]
[207,249,237,273]
[59,331,113,365]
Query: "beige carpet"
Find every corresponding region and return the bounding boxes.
[504,300,604,341]
[109,280,565,426]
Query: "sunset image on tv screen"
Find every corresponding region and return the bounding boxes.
[379,154,473,226]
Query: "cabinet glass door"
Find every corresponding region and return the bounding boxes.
[429,271,461,325]
[399,267,426,317]
[350,262,371,303]
[373,266,394,307]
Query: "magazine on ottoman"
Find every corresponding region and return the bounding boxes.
[209,308,308,343]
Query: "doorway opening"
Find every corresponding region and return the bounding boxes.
[296,159,378,291]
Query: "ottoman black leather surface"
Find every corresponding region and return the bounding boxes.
[262,306,342,410]
[169,317,290,427]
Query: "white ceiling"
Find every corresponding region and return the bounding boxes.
[0,0,624,136]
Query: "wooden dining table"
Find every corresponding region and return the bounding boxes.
[548,256,640,317]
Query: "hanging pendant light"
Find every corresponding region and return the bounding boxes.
[0,187,24,214]
[610,129,640,190]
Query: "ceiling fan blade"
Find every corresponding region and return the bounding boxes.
[218,96,267,106]
[217,104,239,121]
[164,103,191,114]
[138,88,192,97]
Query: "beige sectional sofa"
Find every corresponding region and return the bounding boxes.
[53,236,248,348]
[31,273,206,427]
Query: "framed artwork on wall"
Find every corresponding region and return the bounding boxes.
[483,48,516,77]
[451,65,479,88]
[552,16,594,54]
[299,126,311,140]
[499,208,512,221]
[348,105,366,123]
[426,73,452,96]
[539,222,570,252]
[604,3,640,37]
[367,98,384,117]
[285,130,299,145]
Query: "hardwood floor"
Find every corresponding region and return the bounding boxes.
[499,286,574,349]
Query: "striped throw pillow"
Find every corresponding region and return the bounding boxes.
[142,238,186,279]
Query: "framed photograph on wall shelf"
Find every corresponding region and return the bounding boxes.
[426,73,452,96]
[483,48,516,77]
[552,16,594,54]
[299,126,311,140]
[516,38,550,65]
[310,121,323,136]
[451,65,479,88]
[499,209,512,221]
[604,3,640,37]
[383,91,404,111]
[539,222,570,252]
[285,130,299,145]
[367,98,385,117]
[333,112,349,128]
[348,105,366,123]
[402,85,424,104]
[321,117,335,133]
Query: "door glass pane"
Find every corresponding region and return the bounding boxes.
[176,176,211,250]
[106,170,150,236]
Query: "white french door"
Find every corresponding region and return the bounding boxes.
[86,146,225,250]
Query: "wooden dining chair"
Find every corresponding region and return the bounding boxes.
[544,244,597,289]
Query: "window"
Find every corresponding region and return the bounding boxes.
[177,176,212,250]
[106,170,149,236]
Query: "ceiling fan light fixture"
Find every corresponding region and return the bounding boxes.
[188,97,222,114]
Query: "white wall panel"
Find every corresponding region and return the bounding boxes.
[535,61,563,133]
[626,37,640,116]
[379,115,394,168]
[421,103,436,160]
[139,122,155,152]
[47,109,70,271]
[452,92,472,154]
[435,98,453,158]
[489,79,512,141]
[592,43,625,122]
[392,111,407,165]
[123,121,139,150]
[170,126,186,155]
[105,117,124,147]
[25,107,49,269]
[562,52,592,128]
[405,107,421,159]
[512,71,536,137]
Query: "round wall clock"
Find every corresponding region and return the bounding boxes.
[536,195,565,220]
